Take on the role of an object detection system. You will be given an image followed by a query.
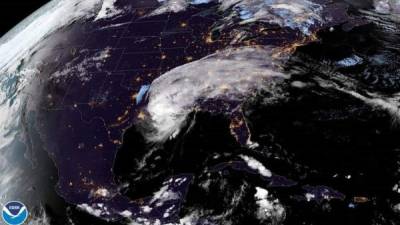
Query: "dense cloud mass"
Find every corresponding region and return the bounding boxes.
[146,47,288,141]
[152,0,324,34]
[374,0,400,13]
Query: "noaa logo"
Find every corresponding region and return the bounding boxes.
[1,201,28,225]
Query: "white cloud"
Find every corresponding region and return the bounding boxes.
[95,0,124,21]
[220,0,323,35]
[254,187,285,222]
[27,207,51,225]
[120,210,133,218]
[77,203,111,218]
[150,0,190,15]
[150,184,180,204]
[0,0,102,73]
[77,203,104,217]
[0,69,39,203]
[393,203,400,213]
[141,206,153,213]
[305,193,315,202]
[51,47,111,82]
[146,46,287,142]
[150,0,323,35]
[374,0,400,13]
[240,155,272,177]
[178,210,202,225]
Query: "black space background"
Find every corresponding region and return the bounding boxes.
[0,1,49,37]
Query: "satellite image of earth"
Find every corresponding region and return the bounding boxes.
[0,0,400,224]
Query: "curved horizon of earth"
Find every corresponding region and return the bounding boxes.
[0,0,400,224]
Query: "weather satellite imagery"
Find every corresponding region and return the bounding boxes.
[0,0,400,224]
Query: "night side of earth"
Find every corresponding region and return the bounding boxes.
[0,0,400,225]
